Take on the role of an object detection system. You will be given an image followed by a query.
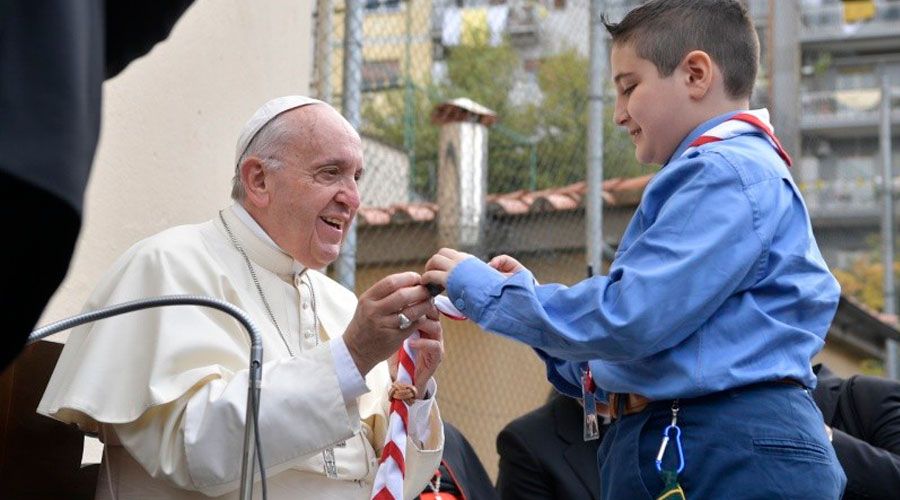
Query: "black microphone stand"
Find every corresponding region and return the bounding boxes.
[28,295,265,500]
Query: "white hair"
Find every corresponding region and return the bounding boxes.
[230,112,294,201]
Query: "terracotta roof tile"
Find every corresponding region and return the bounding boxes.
[357,174,653,227]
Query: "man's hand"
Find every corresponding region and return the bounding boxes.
[389,302,443,399]
[422,247,473,290]
[343,272,435,376]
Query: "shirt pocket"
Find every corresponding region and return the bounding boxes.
[333,431,376,481]
[752,437,831,464]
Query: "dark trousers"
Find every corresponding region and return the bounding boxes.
[598,383,847,499]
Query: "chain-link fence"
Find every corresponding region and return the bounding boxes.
[311,0,900,479]
[312,0,658,478]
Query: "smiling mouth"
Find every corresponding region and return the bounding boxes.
[629,128,641,137]
[321,216,344,230]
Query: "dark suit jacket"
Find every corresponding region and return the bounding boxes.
[812,364,900,500]
[435,422,499,500]
[496,393,603,500]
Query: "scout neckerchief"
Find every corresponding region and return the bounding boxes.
[681,108,792,166]
[372,286,464,500]
[371,333,419,500]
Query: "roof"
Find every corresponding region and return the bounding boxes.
[431,98,498,126]
[832,294,900,346]
[357,174,653,227]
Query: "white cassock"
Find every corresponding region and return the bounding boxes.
[38,205,443,499]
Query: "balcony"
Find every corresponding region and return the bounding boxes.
[801,177,880,221]
[430,0,539,58]
[800,176,900,230]
[801,86,900,136]
[801,1,900,50]
[602,0,768,25]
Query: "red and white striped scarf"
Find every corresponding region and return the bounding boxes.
[370,296,464,499]
[681,108,792,166]
[371,333,418,500]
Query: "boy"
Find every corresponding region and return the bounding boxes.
[423,1,846,498]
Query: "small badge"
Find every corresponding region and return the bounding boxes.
[582,366,600,441]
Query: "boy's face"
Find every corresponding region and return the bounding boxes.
[610,42,694,165]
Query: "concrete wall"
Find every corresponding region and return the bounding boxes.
[360,137,411,207]
[40,0,314,333]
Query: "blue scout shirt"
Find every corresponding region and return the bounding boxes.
[446,112,840,401]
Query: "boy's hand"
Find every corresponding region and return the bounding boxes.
[422,247,473,289]
[488,254,525,276]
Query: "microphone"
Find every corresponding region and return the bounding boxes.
[29,295,267,500]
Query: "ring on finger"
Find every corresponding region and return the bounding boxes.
[398,312,412,330]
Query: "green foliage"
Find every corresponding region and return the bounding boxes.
[362,35,654,198]
[519,49,650,188]
[832,233,900,313]
[444,30,520,119]
[859,358,885,377]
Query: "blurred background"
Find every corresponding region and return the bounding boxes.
[17,0,900,483]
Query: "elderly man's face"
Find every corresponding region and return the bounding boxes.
[262,105,363,269]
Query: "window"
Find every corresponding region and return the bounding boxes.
[365,0,402,13]
[362,60,402,91]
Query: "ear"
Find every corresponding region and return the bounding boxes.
[240,157,271,209]
[681,50,713,100]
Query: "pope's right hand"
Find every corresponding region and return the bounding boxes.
[343,271,434,376]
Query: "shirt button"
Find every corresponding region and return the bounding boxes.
[454,298,466,311]
[302,302,309,310]
[304,330,315,339]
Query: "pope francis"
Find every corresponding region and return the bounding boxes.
[38,96,444,499]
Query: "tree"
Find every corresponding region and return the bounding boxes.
[829,232,900,313]
[361,32,654,198]
[514,48,650,189]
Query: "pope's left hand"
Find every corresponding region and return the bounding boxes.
[422,247,473,290]
[389,301,443,399]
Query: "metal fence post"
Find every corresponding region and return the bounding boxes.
[337,0,364,291]
[881,75,898,379]
[587,0,606,276]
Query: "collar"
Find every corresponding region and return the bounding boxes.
[666,110,739,165]
[221,204,306,279]
[233,202,282,252]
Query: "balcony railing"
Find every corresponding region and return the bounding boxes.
[603,0,768,24]
[431,0,538,49]
[800,177,881,216]
[801,1,900,40]
[801,86,900,127]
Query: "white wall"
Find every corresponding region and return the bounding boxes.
[360,137,411,207]
[40,0,314,334]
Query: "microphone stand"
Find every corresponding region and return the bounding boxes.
[28,295,265,500]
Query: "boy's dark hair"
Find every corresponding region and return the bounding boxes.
[604,0,759,100]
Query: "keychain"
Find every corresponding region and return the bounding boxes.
[581,365,601,441]
[655,400,686,500]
